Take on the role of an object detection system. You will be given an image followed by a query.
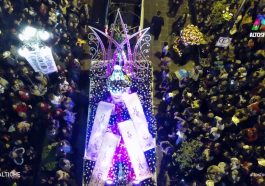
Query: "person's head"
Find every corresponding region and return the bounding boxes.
[157,11,161,16]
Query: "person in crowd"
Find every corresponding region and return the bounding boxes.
[167,0,183,17]
[151,11,165,40]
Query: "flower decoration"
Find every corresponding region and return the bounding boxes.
[180,24,206,46]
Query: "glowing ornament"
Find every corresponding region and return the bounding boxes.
[107,65,131,96]
[22,26,37,40]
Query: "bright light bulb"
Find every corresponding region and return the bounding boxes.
[23,26,37,39]
[18,34,25,41]
[18,47,29,57]
[38,30,50,41]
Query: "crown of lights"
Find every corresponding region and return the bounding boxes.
[87,9,151,78]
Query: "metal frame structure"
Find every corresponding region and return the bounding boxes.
[87,9,151,78]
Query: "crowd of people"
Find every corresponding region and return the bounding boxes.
[0,0,91,185]
[156,0,265,185]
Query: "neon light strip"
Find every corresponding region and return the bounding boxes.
[89,132,120,186]
[85,101,114,161]
[122,93,155,151]
[118,120,153,181]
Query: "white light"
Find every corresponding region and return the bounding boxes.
[106,180,113,184]
[114,65,122,70]
[25,26,37,35]
[21,26,37,40]
[18,34,25,41]
[18,47,29,57]
[38,30,50,41]
[133,180,140,184]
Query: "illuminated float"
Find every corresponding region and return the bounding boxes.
[83,10,156,185]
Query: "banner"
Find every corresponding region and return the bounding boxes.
[215,37,232,47]
[122,93,155,151]
[89,132,120,186]
[23,47,57,74]
[118,120,153,181]
[85,101,115,161]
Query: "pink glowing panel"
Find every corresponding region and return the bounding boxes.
[118,120,153,182]
[122,93,155,151]
[89,132,121,186]
[85,101,115,161]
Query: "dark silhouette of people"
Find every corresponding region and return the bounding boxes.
[168,0,183,17]
[171,13,187,35]
[151,11,164,40]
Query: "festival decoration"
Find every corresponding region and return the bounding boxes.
[180,24,206,46]
[17,26,57,74]
[87,9,151,78]
[107,65,131,95]
[118,120,153,181]
[85,102,114,161]
[83,9,155,186]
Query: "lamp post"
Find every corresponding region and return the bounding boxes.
[18,26,57,74]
